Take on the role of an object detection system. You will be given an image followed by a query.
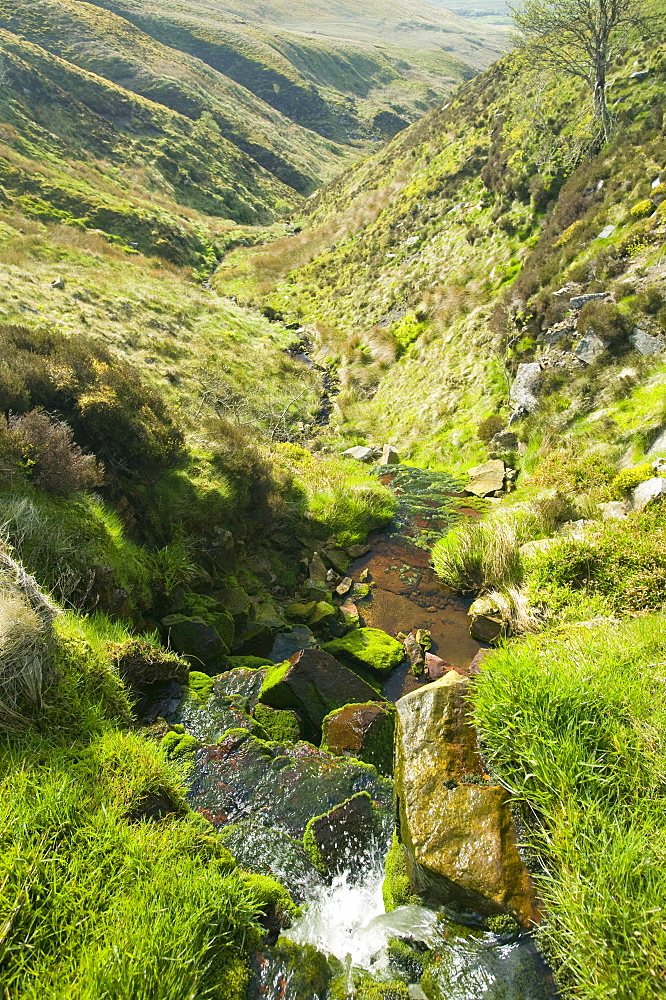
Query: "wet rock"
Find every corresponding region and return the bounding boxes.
[465,459,506,498]
[270,625,317,663]
[176,682,266,744]
[574,329,607,364]
[342,446,375,462]
[395,673,539,925]
[425,652,451,681]
[215,667,267,710]
[321,701,396,776]
[247,939,333,1000]
[324,627,405,678]
[570,291,608,308]
[218,821,323,904]
[597,500,630,520]
[631,326,666,356]
[468,596,507,644]
[254,703,302,743]
[632,476,666,511]
[509,363,541,420]
[403,633,425,674]
[186,729,391,836]
[381,444,400,465]
[259,648,383,742]
[161,615,229,672]
[303,791,380,876]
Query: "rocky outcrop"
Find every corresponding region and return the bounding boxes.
[394,672,539,926]
[381,444,400,465]
[575,329,607,364]
[509,362,541,421]
[342,445,375,462]
[161,615,229,673]
[632,476,666,511]
[321,701,396,776]
[259,648,383,741]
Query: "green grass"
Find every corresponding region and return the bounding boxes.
[472,615,666,998]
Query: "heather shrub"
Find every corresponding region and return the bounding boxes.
[576,302,633,346]
[7,410,103,496]
[0,325,185,476]
[477,414,505,444]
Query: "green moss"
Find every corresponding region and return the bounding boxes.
[259,661,291,702]
[323,628,404,678]
[241,872,301,925]
[228,656,274,670]
[161,730,199,759]
[188,670,215,701]
[253,703,301,743]
[383,832,418,912]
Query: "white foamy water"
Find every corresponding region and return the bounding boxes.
[283,862,440,971]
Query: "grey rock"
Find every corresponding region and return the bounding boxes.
[50,276,65,290]
[556,519,596,539]
[269,625,317,663]
[519,538,558,560]
[598,500,630,520]
[488,429,519,455]
[630,69,649,80]
[596,226,615,240]
[653,458,666,476]
[465,459,506,498]
[468,595,507,643]
[335,576,354,597]
[381,443,400,465]
[509,362,541,420]
[341,446,374,462]
[648,428,666,457]
[632,477,666,511]
[575,329,607,364]
[570,292,608,308]
[630,327,666,356]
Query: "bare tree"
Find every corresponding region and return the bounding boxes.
[512,0,654,143]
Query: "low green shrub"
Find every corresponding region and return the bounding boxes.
[629,198,654,219]
[472,616,666,998]
[308,481,397,546]
[477,414,505,444]
[611,462,653,498]
[4,410,103,495]
[635,284,664,315]
[526,503,666,615]
[576,301,633,346]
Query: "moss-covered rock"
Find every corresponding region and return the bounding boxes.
[247,940,333,1000]
[160,614,229,672]
[324,628,404,678]
[382,832,419,912]
[218,821,323,904]
[185,729,392,837]
[253,703,302,743]
[111,639,189,691]
[303,791,379,876]
[227,655,274,670]
[259,648,384,742]
[321,702,396,776]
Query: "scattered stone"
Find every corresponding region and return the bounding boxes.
[509,362,541,420]
[321,701,396,776]
[338,603,359,628]
[403,633,425,674]
[269,625,317,663]
[259,648,383,741]
[346,543,371,559]
[595,225,615,240]
[630,68,649,80]
[341,446,375,462]
[326,568,338,583]
[50,275,65,289]
[575,329,607,364]
[465,459,506,498]
[556,519,595,539]
[303,791,380,876]
[632,477,666,511]
[630,326,666,356]
[286,600,336,625]
[381,444,400,465]
[598,500,630,520]
[553,282,579,296]
[570,292,608,308]
[324,627,405,678]
[395,673,539,924]
[425,652,451,681]
[468,596,507,644]
[308,552,328,586]
[653,457,666,476]
[322,547,351,574]
[519,538,558,560]
[335,576,354,597]
[161,615,229,672]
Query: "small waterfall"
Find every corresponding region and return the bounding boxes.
[283,861,439,973]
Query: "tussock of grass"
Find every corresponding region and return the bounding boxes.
[472,615,666,998]
[432,491,574,592]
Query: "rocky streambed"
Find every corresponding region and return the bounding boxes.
[137,466,558,999]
